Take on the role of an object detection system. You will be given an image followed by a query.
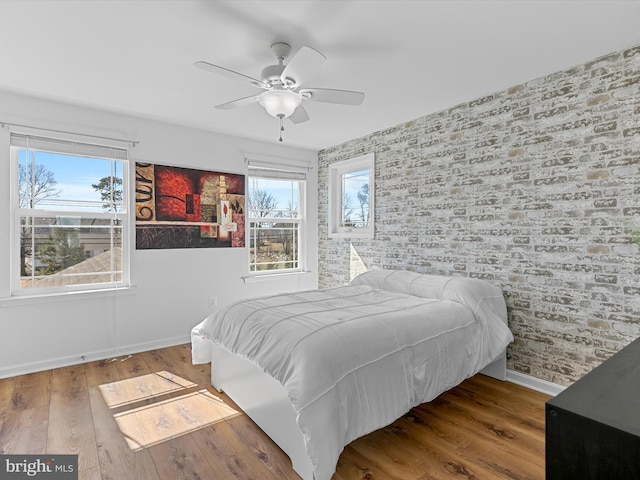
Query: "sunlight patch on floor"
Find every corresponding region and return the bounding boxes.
[114,388,241,451]
[99,371,197,408]
[99,372,241,450]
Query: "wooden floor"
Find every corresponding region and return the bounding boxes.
[0,344,549,480]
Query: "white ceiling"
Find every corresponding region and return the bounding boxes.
[1,0,639,151]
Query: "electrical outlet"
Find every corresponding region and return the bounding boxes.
[209,296,218,308]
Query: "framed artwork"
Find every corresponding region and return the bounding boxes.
[135,162,245,249]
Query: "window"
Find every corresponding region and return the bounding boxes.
[328,153,374,238]
[247,162,306,274]
[10,132,129,295]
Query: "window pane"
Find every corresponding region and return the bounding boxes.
[341,168,370,228]
[328,153,374,238]
[12,137,128,295]
[248,177,299,219]
[19,215,123,289]
[18,149,123,212]
[249,221,299,272]
[247,172,302,273]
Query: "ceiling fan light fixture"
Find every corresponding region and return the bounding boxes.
[258,90,302,118]
[195,42,364,143]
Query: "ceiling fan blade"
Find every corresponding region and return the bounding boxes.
[299,88,365,105]
[280,46,327,88]
[215,95,259,110]
[194,61,266,88]
[288,105,310,124]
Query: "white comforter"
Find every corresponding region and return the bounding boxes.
[192,270,513,480]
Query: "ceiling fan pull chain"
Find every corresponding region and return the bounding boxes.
[279,115,284,142]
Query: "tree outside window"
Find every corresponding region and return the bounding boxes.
[18,163,61,276]
[247,174,303,273]
[329,153,374,238]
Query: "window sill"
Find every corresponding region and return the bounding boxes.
[0,286,138,308]
[242,271,312,283]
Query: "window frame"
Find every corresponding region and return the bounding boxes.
[247,164,307,276]
[9,132,130,297]
[328,153,375,238]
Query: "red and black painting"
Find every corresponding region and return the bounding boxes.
[135,162,245,249]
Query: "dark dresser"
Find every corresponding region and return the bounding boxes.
[546,336,640,479]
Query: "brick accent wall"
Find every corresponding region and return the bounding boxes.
[318,45,640,386]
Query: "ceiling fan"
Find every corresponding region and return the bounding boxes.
[194,42,365,141]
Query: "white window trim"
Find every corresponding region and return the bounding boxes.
[0,285,137,308]
[246,156,309,277]
[328,153,375,238]
[9,130,131,297]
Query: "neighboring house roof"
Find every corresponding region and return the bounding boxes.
[22,247,122,289]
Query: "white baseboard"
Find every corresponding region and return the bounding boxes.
[1,343,569,399]
[0,334,191,380]
[506,369,566,397]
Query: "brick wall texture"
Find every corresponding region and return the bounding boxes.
[318,45,640,386]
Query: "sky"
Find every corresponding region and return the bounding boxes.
[248,176,300,215]
[19,149,122,212]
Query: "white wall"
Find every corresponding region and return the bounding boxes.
[0,89,319,378]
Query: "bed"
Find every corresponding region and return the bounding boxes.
[191,270,513,480]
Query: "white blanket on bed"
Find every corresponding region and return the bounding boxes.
[192,270,513,480]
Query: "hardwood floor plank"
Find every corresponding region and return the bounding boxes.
[224,414,301,480]
[81,464,105,480]
[141,345,210,387]
[433,387,545,461]
[88,385,160,480]
[10,370,52,411]
[138,348,182,375]
[138,345,294,478]
[85,355,163,480]
[0,376,16,412]
[347,425,441,480]
[148,434,224,480]
[46,364,100,476]
[0,346,551,480]
[0,376,17,448]
[398,407,541,480]
[459,375,548,427]
[339,375,548,480]
[84,359,121,388]
[116,352,152,377]
[348,416,484,480]
[0,405,49,454]
[190,418,279,480]
[168,344,211,385]
[334,446,390,480]
[395,380,545,480]
[0,371,50,455]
